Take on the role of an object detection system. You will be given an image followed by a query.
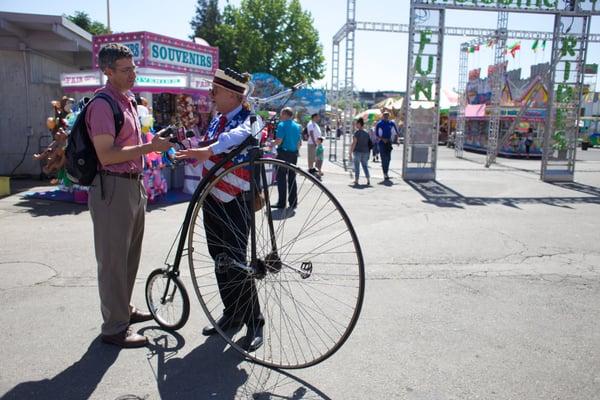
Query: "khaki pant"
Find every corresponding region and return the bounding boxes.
[307,143,317,170]
[88,174,146,335]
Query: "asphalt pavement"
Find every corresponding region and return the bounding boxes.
[1,144,599,399]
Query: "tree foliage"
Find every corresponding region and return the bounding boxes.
[189,0,221,46]
[66,11,110,35]
[191,0,324,87]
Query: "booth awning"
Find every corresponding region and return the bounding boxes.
[60,31,218,94]
[465,104,486,118]
[60,68,212,94]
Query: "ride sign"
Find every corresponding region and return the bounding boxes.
[413,0,600,14]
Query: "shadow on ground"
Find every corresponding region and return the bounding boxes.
[406,179,600,209]
[2,337,120,399]
[142,327,331,400]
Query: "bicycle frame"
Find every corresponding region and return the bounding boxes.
[164,131,277,278]
[163,83,303,278]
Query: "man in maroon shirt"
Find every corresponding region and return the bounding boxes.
[87,43,171,348]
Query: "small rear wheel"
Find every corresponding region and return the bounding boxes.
[145,268,190,331]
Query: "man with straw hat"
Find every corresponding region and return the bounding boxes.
[176,68,264,352]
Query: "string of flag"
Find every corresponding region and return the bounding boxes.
[464,39,547,57]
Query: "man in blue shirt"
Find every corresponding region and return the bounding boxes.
[273,107,302,209]
[375,111,399,180]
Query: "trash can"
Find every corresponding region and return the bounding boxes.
[582,141,590,151]
[0,176,10,196]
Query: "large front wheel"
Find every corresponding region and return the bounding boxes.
[188,158,365,369]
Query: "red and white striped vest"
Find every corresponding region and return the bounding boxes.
[201,108,252,202]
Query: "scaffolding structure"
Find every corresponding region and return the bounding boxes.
[455,43,469,158]
[485,12,508,168]
[330,0,600,182]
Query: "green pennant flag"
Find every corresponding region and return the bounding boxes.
[532,39,540,52]
[469,46,475,53]
[542,40,547,50]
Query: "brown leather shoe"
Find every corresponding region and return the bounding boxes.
[101,328,148,348]
[130,309,153,324]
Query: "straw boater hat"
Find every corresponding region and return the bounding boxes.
[211,68,250,95]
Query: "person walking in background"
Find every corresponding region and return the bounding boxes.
[272,106,302,209]
[525,127,534,159]
[306,113,322,176]
[369,124,379,162]
[349,118,371,186]
[315,137,324,176]
[375,111,398,180]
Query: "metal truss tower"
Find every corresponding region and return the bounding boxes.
[541,11,590,182]
[341,0,356,170]
[485,12,508,168]
[329,0,356,168]
[329,36,340,161]
[455,43,469,158]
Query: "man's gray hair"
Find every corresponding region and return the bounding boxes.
[98,43,133,71]
[281,107,294,117]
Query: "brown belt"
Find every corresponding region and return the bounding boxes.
[100,170,142,180]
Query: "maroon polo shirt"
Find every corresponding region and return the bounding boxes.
[85,81,143,173]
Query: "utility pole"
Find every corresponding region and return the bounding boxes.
[106,0,111,33]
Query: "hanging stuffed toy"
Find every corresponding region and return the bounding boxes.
[141,130,169,202]
[33,97,75,179]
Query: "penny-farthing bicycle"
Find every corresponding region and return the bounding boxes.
[145,85,365,369]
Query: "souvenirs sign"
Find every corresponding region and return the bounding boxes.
[93,32,219,75]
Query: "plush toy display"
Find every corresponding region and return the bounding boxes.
[33,96,75,178]
[176,95,200,129]
[141,130,169,202]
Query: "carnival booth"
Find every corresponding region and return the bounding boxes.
[452,64,548,158]
[60,31,218,200]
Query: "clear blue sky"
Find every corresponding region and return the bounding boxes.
[2,0,599,106]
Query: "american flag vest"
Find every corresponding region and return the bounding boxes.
[201,107,252,203]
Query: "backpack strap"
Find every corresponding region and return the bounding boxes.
[92,92,125,137]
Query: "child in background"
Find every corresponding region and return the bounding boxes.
[315,137,324,176]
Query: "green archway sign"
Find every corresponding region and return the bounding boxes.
[404,0,600,182]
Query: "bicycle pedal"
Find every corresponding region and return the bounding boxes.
[300,261,313,279]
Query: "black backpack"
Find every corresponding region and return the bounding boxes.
[65,93,124,186]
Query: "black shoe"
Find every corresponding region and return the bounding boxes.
[243,322,264,352]
[270,203,285,209]
[202,314,243,336]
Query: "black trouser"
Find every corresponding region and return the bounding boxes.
[203,194,262,324]
[379,141,392,176]
[276,149,298,207]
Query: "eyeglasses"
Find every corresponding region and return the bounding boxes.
[113,66,137,74]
